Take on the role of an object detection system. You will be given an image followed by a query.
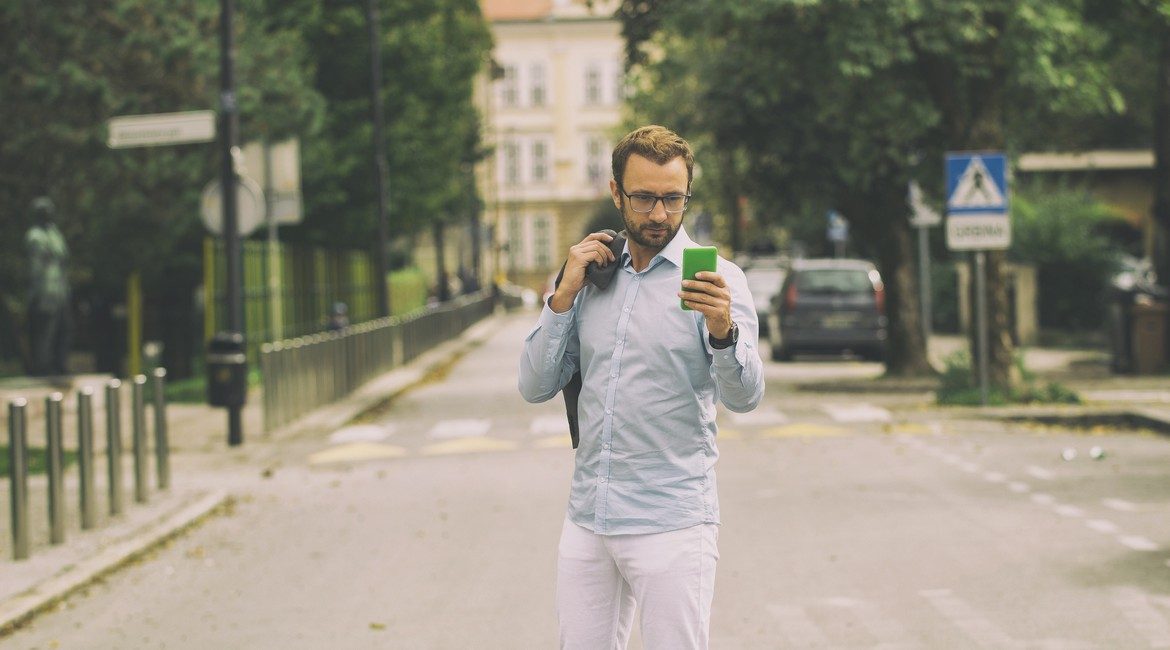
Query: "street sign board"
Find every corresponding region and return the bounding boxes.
[945,152,1010,250]
[907,181,941,227]
[200,175,266,237]
[107,110,216,149]
[826,210,848,242]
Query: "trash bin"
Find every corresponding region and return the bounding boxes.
[207,332,248,407]
[1131,300,1168,375]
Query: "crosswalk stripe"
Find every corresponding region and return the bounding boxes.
[530,416,568,436]
[533,435,573,449]
[920,588,1024,649]
[329,424,395,444]
[822,403,892,423]
[763,423,849,438]
[421,437,519,456]
[1112,586,1170,648]
[309,442,408,466]
[819,597,909,645]
[726,407,789,427]
[428,418,492,439]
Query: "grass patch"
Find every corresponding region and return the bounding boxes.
[0,446,78,478]
[165,368,262,404]
[936,351,1081,406]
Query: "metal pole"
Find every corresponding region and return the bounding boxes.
[46,393,65,545]
[367,0,391,318]
[918,225,932,347]
[220,0,246,447]
[974,251,990,405]
[9,399,30,560]
[132,376,148,504]
[78,388,96,530]
[152,368,170,490]
[106,379,124,516]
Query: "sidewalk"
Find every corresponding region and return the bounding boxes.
[0,311,509,636]
[2,318,1168,635]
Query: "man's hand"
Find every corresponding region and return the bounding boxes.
[679,271,733,339]
[549,231,617,313]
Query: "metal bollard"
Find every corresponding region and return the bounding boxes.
[132,376,148,504]
[151,368,170,490]
[9,399,30,560]
[78,387,96,530]
[46,393,65,545]
[106,379,124,516]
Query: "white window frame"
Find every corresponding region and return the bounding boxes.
[532,139,550,184]
[500,64,519,108]
[584,64,602,106]
[530,63,547,107]
[503,140,521,186]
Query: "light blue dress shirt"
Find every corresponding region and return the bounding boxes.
[519,227,764,535]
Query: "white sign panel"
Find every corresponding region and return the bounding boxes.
[907,181,941,227]
[200,176,266,237]
[107,110,216,149]
[945,214,1011,250]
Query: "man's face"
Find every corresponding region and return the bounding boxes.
[610,154,689,251]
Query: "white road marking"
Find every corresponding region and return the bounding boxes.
[1084,389,1170,403]
[1025,465,1055,481]
[941,453,962,465]
[822,403,892,423]
[529,416,568,436]
[329,424,394,444]
[1054,504,1085,518]
[1119,536,1160,552]
[919,589,1024,649]
[428,418,492,439]
[1008,482,1031,494]
[982,471,1006,483]
[959,461,980,474]
[820,596,909,646]
[1103,498,1138,513]
[768,604,830,647]
[1112,587,1170,648]
[1085,519,1119,535]
[1030,493,1055,506]
[727,406,789,426]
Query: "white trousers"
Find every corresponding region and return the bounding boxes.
[555,517,719,650]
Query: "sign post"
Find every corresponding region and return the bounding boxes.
[945,152,1010,405]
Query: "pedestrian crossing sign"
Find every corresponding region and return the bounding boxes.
[946,153,1007,214]
[945,151,1010,250]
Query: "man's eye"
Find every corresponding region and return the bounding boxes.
[632,194,655,202]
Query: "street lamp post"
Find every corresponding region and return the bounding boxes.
[219,0,245,446]
[367,0,391,318]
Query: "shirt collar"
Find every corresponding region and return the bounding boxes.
[620,225,697,270]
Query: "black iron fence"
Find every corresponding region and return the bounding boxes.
[259,291,495,433]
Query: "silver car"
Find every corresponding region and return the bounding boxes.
[768,258,888,361]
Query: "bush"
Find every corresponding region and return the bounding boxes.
[935,350,1080,406]
[388,267,430,317]
[1011,190,1128,331]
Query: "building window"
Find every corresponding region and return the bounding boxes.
[532,140,549,184]
[503,140,520,186]
[534,215,551,269]
[530,63,547,107]
[586,137,605,184]
[500,65,518,107]
[507,212,523,270]
[585,64,601,105]
[614,67,626,104]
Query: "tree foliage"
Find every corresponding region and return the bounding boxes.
[621,0,1122,381]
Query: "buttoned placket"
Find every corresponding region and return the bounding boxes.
[592,266,645,533]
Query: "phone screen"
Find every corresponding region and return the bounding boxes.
[681,246,718,310]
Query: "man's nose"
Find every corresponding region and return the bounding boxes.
[648,201,670,221]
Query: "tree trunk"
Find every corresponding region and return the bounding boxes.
[1153,25,1170,292]
[433,221,450,302]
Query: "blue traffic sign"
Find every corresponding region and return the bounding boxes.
[946,153,1007,215]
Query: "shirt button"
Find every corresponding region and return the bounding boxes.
[605,408,612,415]
[603,443,610,450]
[599,477,607,483]
[623,307,630,313]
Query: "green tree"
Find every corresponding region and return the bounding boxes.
[0,0,322,374]
[621,0,1119,385]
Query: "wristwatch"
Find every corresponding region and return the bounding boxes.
[709,322,739,350]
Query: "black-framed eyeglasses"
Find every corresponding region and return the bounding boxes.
[619,189,691,214]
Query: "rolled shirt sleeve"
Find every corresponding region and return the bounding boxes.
[518,299,580,403]
[706,262,765,413]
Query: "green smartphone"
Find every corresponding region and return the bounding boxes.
[681,246,718,310]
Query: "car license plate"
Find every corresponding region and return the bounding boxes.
[822,314,856,329]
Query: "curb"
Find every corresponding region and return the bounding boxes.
[0,490,230,638]
[989,406,1170,435]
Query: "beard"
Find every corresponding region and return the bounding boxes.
[620,206,680,251]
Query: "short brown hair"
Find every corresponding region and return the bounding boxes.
[611,125,694,190]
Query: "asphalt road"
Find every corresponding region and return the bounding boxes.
[5,313,1170,649]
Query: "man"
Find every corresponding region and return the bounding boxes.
[25,196,72,377]
[518,125,764,649]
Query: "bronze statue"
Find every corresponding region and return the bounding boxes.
[25,197,71,376]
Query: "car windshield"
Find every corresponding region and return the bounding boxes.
[797,269,872,294]
[746,268,784,296]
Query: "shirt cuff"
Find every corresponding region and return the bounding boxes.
[541,298,575,335]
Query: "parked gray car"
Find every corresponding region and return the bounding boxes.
[767,258,888,361]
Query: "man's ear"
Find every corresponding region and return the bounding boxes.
[609,179,622,211]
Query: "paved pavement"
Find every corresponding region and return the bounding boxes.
[1,310,1168,637]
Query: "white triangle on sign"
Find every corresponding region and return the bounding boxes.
[948,157,1004,209]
